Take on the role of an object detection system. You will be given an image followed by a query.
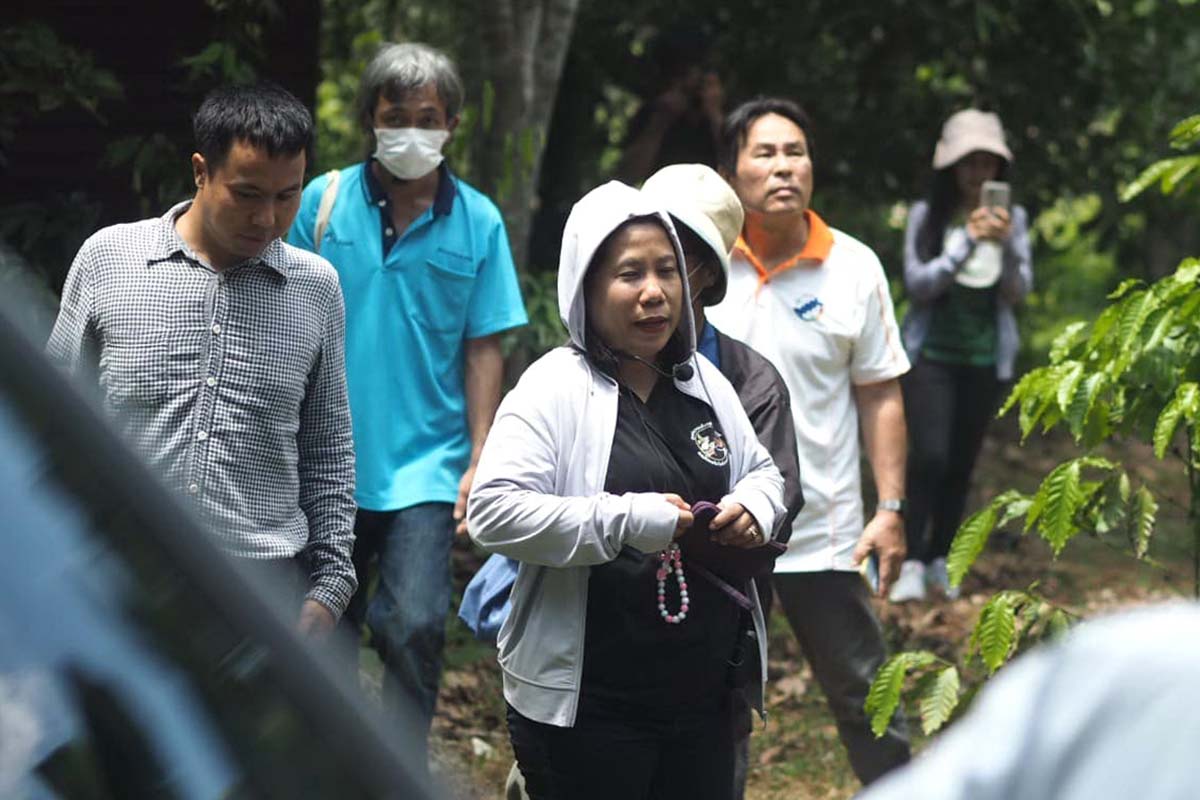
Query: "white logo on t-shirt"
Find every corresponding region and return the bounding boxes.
[691,423,729,467]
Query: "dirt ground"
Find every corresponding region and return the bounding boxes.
[419,419,1196,798]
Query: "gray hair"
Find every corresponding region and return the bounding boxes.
[357,42,464,129]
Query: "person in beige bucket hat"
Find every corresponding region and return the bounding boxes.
[644,163,805,800]
[891,109,1033,604]
[932,108,1013,170]
[643,163,743,301]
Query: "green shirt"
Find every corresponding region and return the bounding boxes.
[921,224,997,366]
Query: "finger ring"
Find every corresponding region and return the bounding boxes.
[748,525,761,542]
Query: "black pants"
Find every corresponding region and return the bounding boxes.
[902,356,1004,563]
[507,694,735,800]
[773,571,910,785]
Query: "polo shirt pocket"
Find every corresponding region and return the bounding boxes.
[413,258,475,334]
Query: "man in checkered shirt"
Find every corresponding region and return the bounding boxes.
[46,83,356,638]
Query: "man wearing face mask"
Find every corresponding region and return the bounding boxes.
[288,42,527,756]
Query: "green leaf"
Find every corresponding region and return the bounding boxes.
[1153,382,1199,459]
[947,504,996,587]
[1122,157,1188,202]
[1055,361,1086,414]
[1048,321,1088,363]
[1114,291,1157,370]
[1085,302,1125,358]
[1129,485,1158,559]
[865,651,938,738]
[1026,459,1087,554]
[947,490,1027,586]
[1067,372,1107,441]
[1139,305,1178,354]
[1107,278,1144,301]
[1169,115,1200,150]
[1011,365,1070,439]
[975,594,1017,673]
[997,495,1034,530]
[918,666,961,735]
[1162,157,1200,194]
[1000,369,1039,422]
[1092,471,1131,534]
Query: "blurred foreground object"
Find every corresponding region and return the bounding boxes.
[860,603,1200,800]
[0,289,439,799]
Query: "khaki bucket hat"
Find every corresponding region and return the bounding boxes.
[933,109,1013,170]
[642,163,744,304]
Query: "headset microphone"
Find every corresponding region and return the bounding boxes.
[618,350,694,382]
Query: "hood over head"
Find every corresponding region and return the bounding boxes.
[557,180,695,365]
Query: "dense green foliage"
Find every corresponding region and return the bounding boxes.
[867,111,1200,738]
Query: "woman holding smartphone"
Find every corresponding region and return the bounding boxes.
[468,180,784,799]
[890,109,1033,603]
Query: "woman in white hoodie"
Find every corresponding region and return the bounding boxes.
[468,181,784,799]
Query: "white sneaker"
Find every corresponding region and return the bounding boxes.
[889,559,927,602]
[927,557,960,600]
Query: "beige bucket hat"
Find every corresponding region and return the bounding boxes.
[933,109,1013,170]
[641,163,744,304]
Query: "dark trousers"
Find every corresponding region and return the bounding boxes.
[773,571,910,785]
[902,357,1003,562]
[340,503,455,756]
[507,695,735,800]
[731,576,772,800]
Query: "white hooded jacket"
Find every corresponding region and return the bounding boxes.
[467,181,785,727]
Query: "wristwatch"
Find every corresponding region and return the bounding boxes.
[877,498,907,515]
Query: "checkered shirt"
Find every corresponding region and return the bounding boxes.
[46,202,357,617]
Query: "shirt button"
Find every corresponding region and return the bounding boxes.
[376,199,386,208]
[206,376,218,387]
[211,323,222,335]
[385,227,395,237]
[188,483,200,495]
[196,430,208,442]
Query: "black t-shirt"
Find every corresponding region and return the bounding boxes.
[580,379,741,714]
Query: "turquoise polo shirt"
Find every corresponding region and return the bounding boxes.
[288,162,527,511]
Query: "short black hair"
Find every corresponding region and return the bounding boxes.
[720,97,815,175]
[193,82,313,172]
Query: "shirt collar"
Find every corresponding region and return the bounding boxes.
[364,160,457,217]
[151,200,289,278]
[734,208,835,285]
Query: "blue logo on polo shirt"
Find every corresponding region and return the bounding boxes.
[795,295,824,321]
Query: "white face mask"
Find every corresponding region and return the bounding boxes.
[373,127,449,180]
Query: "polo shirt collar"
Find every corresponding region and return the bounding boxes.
[364,159,457,217]
[151,200,288,278]
[734,208,834,284]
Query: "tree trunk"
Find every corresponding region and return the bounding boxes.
[476,0,579,270]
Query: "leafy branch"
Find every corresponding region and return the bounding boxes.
[868,111,1200,740]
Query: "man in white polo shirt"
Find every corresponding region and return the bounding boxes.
[708,97,911,785]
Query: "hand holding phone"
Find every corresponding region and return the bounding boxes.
[981,180,1010,212]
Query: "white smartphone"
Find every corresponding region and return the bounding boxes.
[981,180,1011,211]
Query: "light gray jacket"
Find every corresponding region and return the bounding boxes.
[901,200,1033,380]
[467,181,785,727]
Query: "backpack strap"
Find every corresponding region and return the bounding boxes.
[313,169,342,254]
